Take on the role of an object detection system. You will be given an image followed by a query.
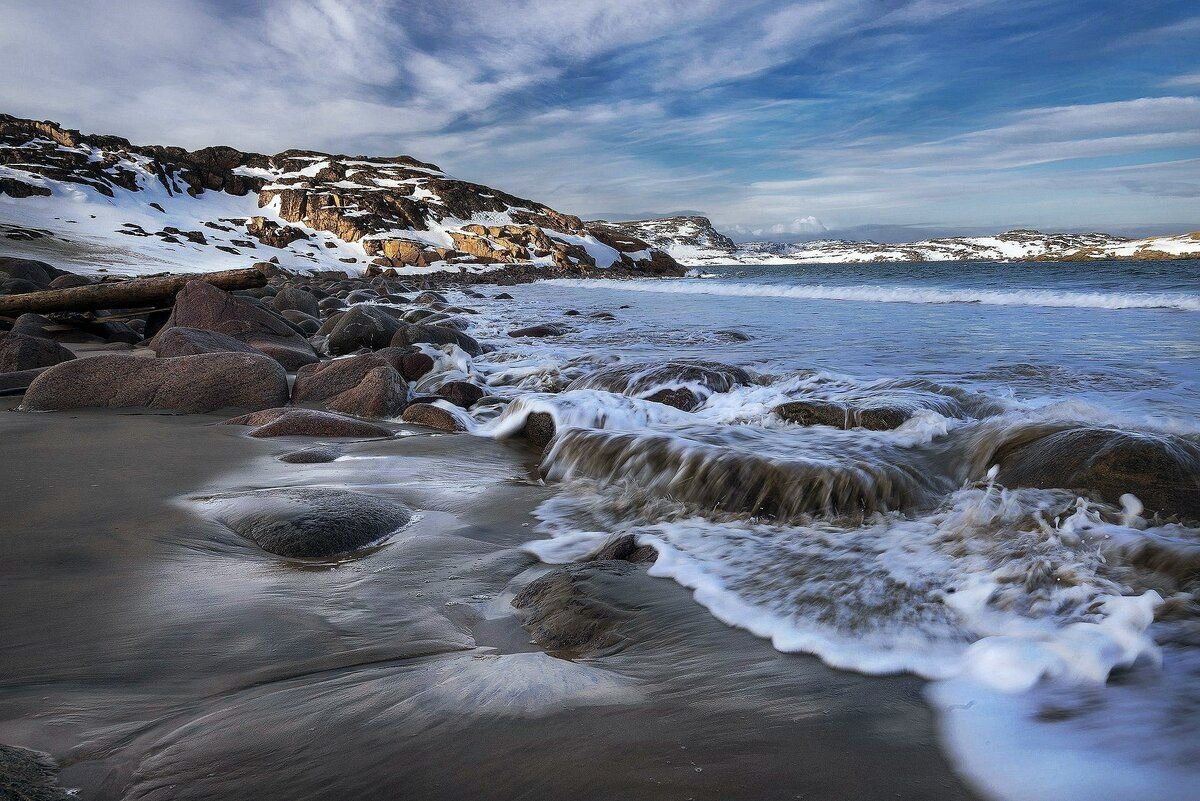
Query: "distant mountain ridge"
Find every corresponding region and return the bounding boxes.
[0,114,680,276]
[604,216,1200,265]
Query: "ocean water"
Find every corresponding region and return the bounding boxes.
[430,259,1198,801]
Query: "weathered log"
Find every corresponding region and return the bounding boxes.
[0,267,268,316]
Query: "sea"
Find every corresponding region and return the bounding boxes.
[446,258,1200,801]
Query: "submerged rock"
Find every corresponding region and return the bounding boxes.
[436,380,484,409]
[511,563,634,657]
[223,407,393,438]
[207,487,412,558]
[278,446,342,464]
[586,533,658,564]
[991,426,1200,521]
[566,360,751,411]
[508,323,570,338]
[22,352,288,413]
[773,400,911,431]
[0,743,71,801]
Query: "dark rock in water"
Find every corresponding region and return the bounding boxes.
[524,411,556,449]
[774,400,910,431]
[589,311,616,321]
[715,328,751,341]
[208,487,411,558]
[437,380,484,408]
[511,563,634,657]
[390,348,435,382]
[0,332,75,371]
[0,367,49,396]
[587,533,658,564]
[643,387,700,411]
[566,360,751,410]
[345,289,379,304]
[21,352,288,412]
[326,366,409,418]
[414,290,448,305]
[390,323,481,357]
[494,292,514,300]
[325,305,402,355]
[563,309,580,316]
[223,407,393,438]
[150,281,318,370]
[508,323,570,338]
[150,326,261,358]
[991,426,1200,521]
[318,296,346,314]
[0,743,72,801]
[401,402,467,432]
[278,446,342,464]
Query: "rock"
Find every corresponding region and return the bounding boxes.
[493,292,514,300]
[318,296,346,313]
[414,291,448,304]
[223,407,393,438]
[566,360,751,411]
[991,426,1200,521]
[437,380,484,408]
[278,446,342,464]
[511,563,633,657]
[0,367,49,396]
[150,326,261,358]
[508,323,570,338]
[150,281,317,370]
[524,411,556,448]
[586,533,658,564]
[292,349,421,406]
[0,743,72,801]
[271,286,320,317]
[22,352,288,412]
[325,305,402,355]
[773,400,910,431]
[400,402,467,432]
[0,332,75,372]
[205,487,411,558]
[643,387,700,411]
[0,257,66,289]
[9,313,53,338]
[390,349,435,382]
[326,365,410,418]
[48,274,93,289]
[280,309,320,334]
[390,323,482,357]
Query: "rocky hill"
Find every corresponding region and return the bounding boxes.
[0,114,680,277]
[601,216,1200,265]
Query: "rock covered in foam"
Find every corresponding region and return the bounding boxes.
[565,360,751,411]
[774,400,911,431]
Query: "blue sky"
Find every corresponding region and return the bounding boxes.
[1,0,1198,237]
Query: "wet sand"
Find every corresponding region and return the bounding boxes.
[0,402,979,800]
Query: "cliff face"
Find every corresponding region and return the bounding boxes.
[594,216,737,262]
[0,115,681,276]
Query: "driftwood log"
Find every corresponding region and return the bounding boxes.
[0,267,268,316]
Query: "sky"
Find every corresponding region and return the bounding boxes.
[1,0,1198,239]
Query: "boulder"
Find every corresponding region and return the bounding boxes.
[773,400,910,431]
[566,360,751,411]
[523,411,557,449]
[400,402,467,432]
[643,387,700,411]
[390,323,482,356]
[325,305,402,355]
[0,367,49,396]
[991,426,1200,521]
[10,313,54,338]
[150,280,318,370]
[414,291,448,304]
[48,274,93,289]
[223,407,393,438]
[326,366,410,418]
[206,487,411,558]
[271,286,321,317]
[150,326,261,358]
[0,332,75,372]
[292,349,420,415]
[0,257,66,289]
[280,309,320,334]
[22,352,288,412]
[508,323,570,338]
[586,533,658,564]
[511,563,633,657]
[437,380,485,408]
[278,446,342,464]
[0,743,71,801]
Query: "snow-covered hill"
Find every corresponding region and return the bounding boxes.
[0,115,680,277]
[601,216,1200,266]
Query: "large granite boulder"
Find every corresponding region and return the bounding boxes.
[0,332,75,372]
[21,352,288,413]
[222,407,393,438]
[150,326,262,358]
[390,323,481,356]
[324,305,402,355]
[150,280,318,369]
[271,286,321,317]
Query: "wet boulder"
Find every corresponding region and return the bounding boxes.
[0,332,75,372]
[150,280,318,370]
[400,402,468,432]
[22,352,288,413]
[523,411,557,449]
[566,360,751,411]
[390,323,481,357]
[508,323,570,338]
[292,349,419,417]
[205,487,412,558]
[150,326,261,358]
[270,286,321,317]
[773,400,911,431]
[223,407,393,438]
[511,562,634,657]
[586,533,658,564]
[278,445,342,464]
[326,366,410,418]
[991,426,1200,521]
[0,743,72,801]
[324,305,402,355]
[436,380,485,409]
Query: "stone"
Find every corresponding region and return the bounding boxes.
[205,487,411,558]
[280,310,320,334]
[0,257,66,289]
[587,533,658,564]
[991,426,1200,521]
[325,305,402,355]
[22,352,288,412]
[326,366,410,418]
[223,407,394,438]
[278,446,342,464]
[390,323,482,357]
[436,380,484,408]
[0,332,75,372]
[773,400,910,431]
[508,323,570,338]
[566,360,751,410]
[150,326,261,358]
[523,411,556,448]
[150,281,317,370]
[9,313,53,338]
[400,402,467,432]
[0,743,72,801]
[271,286,321,317]
[511,563,634,657]
[643,387,700,411]
[48,274,93,289]
[0,367,49,396]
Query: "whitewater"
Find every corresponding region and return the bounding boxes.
[429,256,1200,801]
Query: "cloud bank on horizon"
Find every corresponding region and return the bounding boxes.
[1,0,1197,236]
